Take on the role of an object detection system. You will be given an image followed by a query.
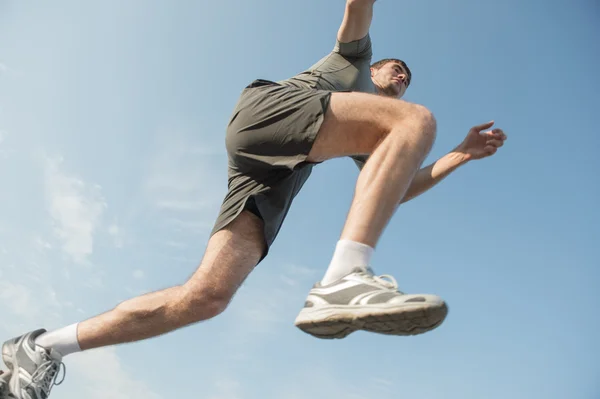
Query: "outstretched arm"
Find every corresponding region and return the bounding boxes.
[400,121,507,204]
[338,0,377,43]
[400,152,468,204]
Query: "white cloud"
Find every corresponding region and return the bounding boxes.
[43,157,107,264]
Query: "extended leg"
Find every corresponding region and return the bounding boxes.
[2,211,265,399]
[77,210,265,349]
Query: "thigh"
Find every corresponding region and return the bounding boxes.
[187,210,265,300]
[306,91,422,162]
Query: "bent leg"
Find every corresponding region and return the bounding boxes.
[294,92,446,339]
[77,210,266,350]
[307,92,437,247]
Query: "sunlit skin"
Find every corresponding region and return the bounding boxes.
[371,61,409,98]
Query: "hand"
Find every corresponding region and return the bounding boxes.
[456,121,507,161]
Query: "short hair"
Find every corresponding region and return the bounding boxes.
[371,58,412,87]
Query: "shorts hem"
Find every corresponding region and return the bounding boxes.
[209,194,270,264]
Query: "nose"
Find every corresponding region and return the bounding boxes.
[396,73,407,85]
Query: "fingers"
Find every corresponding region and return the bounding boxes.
[472,120,495,132]
[482,128,507,141]
[486,139,504,148]
[491,128,507,140]
[484,145,497,155]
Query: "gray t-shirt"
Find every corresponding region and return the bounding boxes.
[279,34,375,94]
[279,34,375,168]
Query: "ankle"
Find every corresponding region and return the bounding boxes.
[34,324,81,357]
[320,239,374,285]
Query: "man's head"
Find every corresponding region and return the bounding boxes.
[370,58,412,98]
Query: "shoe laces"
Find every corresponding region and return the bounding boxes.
[28,350,66,398]
[361,268,402,292]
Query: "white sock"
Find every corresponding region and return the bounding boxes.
[34,323,81,357]
[320,239,374,285]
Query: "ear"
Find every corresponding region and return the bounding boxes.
[370,67,375,77]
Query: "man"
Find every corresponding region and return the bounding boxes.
[2,0,506,398]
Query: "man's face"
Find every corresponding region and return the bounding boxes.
[371,61,410,98]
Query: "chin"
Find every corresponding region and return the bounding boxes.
[390,83,403,97]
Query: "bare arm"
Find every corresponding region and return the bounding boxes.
[400,151,469,204]
[338,0,377,43]
[400,121,508,204]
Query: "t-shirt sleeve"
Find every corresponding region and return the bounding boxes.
[333,33,373,60]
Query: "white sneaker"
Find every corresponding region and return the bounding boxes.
[2,329,65,399]
[295,267,448,339]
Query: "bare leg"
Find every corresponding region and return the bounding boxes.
[295,92,445,339]
[307,92,436,247]
[77,211,266,350]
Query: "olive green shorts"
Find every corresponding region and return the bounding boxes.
[210,79,332,260]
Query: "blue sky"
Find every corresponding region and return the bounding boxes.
[1,0,598,398]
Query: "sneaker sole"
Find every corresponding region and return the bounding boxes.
[294,302,449,339]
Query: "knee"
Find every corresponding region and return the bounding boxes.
[179,284,234,323]
[411,104,437,144]
[391,103,436,153]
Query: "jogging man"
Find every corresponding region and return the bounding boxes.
[2,1,506,398]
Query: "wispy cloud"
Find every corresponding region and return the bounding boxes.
[142,129,226,238]
[43,157,107,265]
[69,348,162,399]
[0,275,64,338]
[0,227,162,399]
